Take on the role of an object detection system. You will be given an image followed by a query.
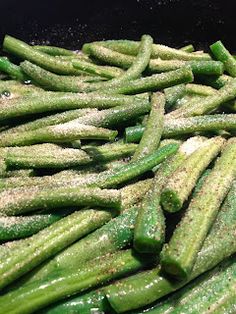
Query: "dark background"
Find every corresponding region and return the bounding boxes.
[0,0,235,51]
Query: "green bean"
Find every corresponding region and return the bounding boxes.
[0,92,148,122]
[191,169,212,197]
[132,93,165,161]
[0,80,43,98]
[199,74,232,89]
[0,108,96,139]
[41,289,112,314]
[161,138,236,279]
[0,208,114,290]
[5,145,92,168]
[137,256,236,314]
[0,250,154,314]
[133,137,205,253]
[0,209,74,241]
[72,58,125,78]
[185,83,217,96]
[0,121,117,146]
[20,61,103,92]
[97,143,179,188]
[210,40,236,77]
[74,98,151,128]
[83,40,211,61]
[4,169,36,178]
[148,60,223,76]
[34,45,76,56]
[110,66,194,95]
[164,84,186,109]
[0,57,27,81]
[180,44,195,52]
[0,186,120,216]
[104,181,236,312]
[161,136,225,213]
[3,35,83,75]
[166,78,236,119]
[125,114,236,142]
[21,207,138,286]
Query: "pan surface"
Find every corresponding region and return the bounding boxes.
[0,0,235,50]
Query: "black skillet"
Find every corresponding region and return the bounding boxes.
[0,0,235,51]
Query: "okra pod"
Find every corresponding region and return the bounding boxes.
[161,136,225,212]
[0,208,114,290]
[0,92,148,122]
[125,114,236,142]
[104,181,236,312]
[3,35,83,75]
[210,40,236,77]
[161,138,236,279]
[0,186,121,215]
[83,40,211,61]
[0,249,153,314]
[0,121,118,146]
[132,93,164,161]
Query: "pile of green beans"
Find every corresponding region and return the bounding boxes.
[0,34,235,314]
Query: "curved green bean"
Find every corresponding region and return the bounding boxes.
[0,57,27,81]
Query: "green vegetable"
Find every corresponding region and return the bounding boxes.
[0,92,148,122]
[210,40,236,77]
[164,84,186,109]
[132,93,164,161]
[0,249,154,314]
[167,78,236,119]
[34,45,76,57]
[0,209,74,241]
[125,114,236,142]
[104,180,236,312]
[3,35,83,75]
[0,186,121,215]
[0,208,114,290]
[185,83,217,96]
[180,44,195,52]
[0,57,27,81]
[161,136,225,212]
[83,40,211,61]
[161,138,236,279]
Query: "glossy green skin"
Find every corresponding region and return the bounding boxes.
[0,209,113,290]
[167,78,236,119]
[135,256,236,314]
[180,44,195,52]
[98,143,179,188]
[0,186,121,215]
[125,114,236,142]
[161,138,236,279]
[0,91,148,122]
[0,122,118,146]
[132,93,164,161]
[0,210,71,241]
[161,137,225,212]
[22,207,138,286]
[164,84,186,109]
[105,180,236,313]
[0,249,153,314]
[42,289,112,314]
[34,45,76,57]
[3,35,82,75]
[108,67,194,95]
[75,97,151,128]
[83,40,211,61]
[0,57,27,81]
[72,58,124,79]
[210,40,236,77]
[20,61,99,92]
